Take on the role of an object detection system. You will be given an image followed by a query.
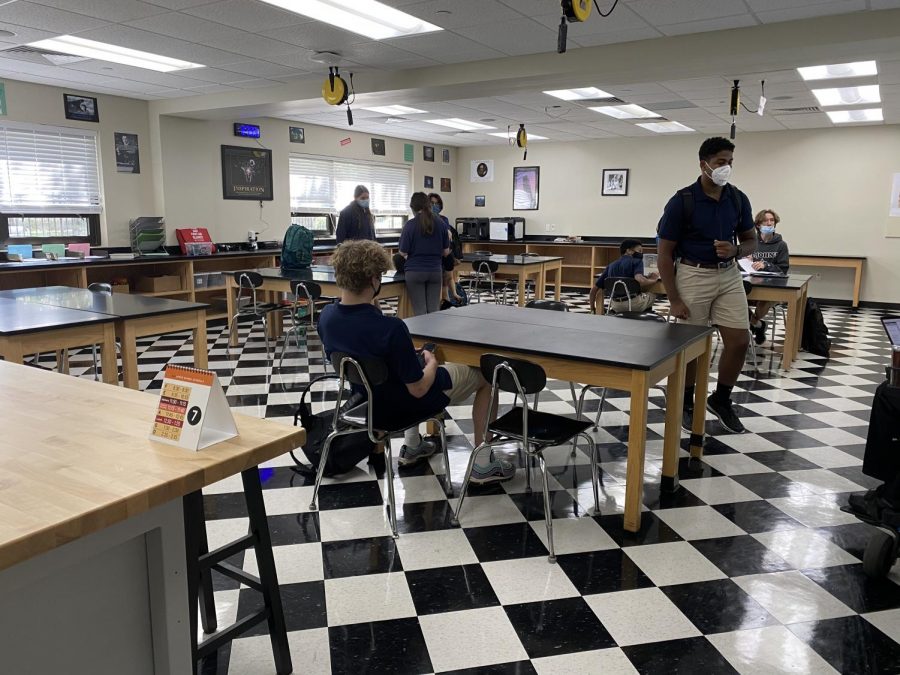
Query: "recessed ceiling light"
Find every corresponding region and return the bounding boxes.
[27,35,203,72]
[363,105,427,115]
[425,118,495,131]
[826,108,883,123]
[636,121,695,133]
[487,131,548,140]
[590,104,661,119]
[544,87,614,101]
[258,0,441,39]
[798,60,877,81]
[812,85,880,107]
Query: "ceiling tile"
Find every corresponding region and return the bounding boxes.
[0,1,109,32]
[773,112,833,128]
[217,60,307,79]
[628,0,750,25]
[659,14,759,36]
[570,27,663,47]
[28,0,166,23]
[75,24,246,65]
[386,32,505,64]
[342,42,439,70]
[453,18,558,56]
[662,77,732,95]
[402,0,522,29]
[127,11,242,42]
[754,0,866,23]
[182,0,310,33]
[260,21,371,51]
[532,4,652,32]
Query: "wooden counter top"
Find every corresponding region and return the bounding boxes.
[0,362,305,572]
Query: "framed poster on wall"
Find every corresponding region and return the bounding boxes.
[221,145,273,200]
[513,166,539,210]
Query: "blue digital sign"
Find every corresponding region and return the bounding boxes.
[233,123,261,139]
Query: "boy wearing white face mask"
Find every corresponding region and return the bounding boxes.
[747,209,790,344]
[657,137,757,435]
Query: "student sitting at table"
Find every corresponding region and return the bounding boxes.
[588,239,659,314]
[747,209,790,344]
[317,240,514,484]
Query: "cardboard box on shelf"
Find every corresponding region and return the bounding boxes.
[135,275,181,293]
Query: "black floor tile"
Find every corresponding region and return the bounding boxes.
[203,492,248,521]
[790,615,900,674]
[661,579,778,634]
[594,512,683,548]
[397,499,456,534]
[463,523,549,562]
[815,522,880,559]
[677,457,724,479]
[691,535,793,577]
[831,465,882,490]
[405,564,499,615]
[731,472,815,499]
[329,618,433,675]
[802,564,900,614]
[557,549,655,595]
[237,580,327,636]
[643,484,707,510]
[622,636,739,674]
[265,512,321,545]
[712,500,804,533]
[321,536,402,579]
[317,480,385,510]
[504,596,616,659]
[746,449,821,471]
[507,489,581,521]
[439,662,537,675]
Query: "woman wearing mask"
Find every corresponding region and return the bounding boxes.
[336,185,376,244]
[399,192,450,315]
[429,192,463,306]
[747,209,790,344]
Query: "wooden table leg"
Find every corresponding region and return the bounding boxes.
[537,267,546,302]
[0,338,24,364]
[225,279,238,347]
[396,288,411,319]
[852,260,862,308]
[517,269,527,306]
[690,334,712,458]
[99,323,119,386]
[192,310,208,370]
[781,293,800,370]
[119,322,140,390]
[624,370,649,532]
[553,263,561,301]
[661,351,686,492]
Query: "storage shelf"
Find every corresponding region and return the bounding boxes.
[206,311,228,321]
[562,264,593,269]
[141,289,191,297]
[193,287,228,293]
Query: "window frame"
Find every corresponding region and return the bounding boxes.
[289,211,335,239]
[1,213,101,246]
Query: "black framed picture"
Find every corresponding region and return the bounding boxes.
[221,145,273,200]
[440,177,451,192]
[423,145,434,162]
[289,126,305,143]
[424,175,433,189]
[442,148,450,164]
[513,166,540,210]
[475,195,486,207]
[371,138,386,156]
[114,132,140,174]
[602,168,629,196]
[64,94,99,122]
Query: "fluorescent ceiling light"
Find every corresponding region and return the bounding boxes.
[28,35,203,72]
[487,131,548,140]
[363,105,427,115]
[590,104,661,119]
[258,0,441,39]
[826,108,883,123]
[798,60,877,81]
[543,87,614,101]
[636,121,695,133]
[812,85,880,107]
[425,118,495,131]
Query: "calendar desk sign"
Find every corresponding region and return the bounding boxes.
[150,365,237,451]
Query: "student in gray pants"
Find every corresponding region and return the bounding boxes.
[398,192,451,316]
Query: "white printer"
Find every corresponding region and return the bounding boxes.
[489,217,525,242]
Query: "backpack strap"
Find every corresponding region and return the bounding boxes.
[679,188,694,236]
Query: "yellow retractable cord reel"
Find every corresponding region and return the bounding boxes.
[322,66,355,126]
[558,0,591,53]
[515,123,528,160]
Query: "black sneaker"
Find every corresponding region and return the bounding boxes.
[752,320,767,345]
[681,406,693,432]
[706,394,745,434]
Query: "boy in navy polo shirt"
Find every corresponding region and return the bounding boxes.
[317,240,514,484]
[657,137,757,434]
[588,239,659,314]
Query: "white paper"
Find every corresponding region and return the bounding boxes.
[738,257,756,275]
[757,96,766,116]
[890,173,900,217]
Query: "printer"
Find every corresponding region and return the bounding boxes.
[489,217,525,242]
[456,217,490,241]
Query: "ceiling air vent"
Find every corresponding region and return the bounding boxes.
[772,106,823,115]
[0,45,90,65]
[578,96,628,105]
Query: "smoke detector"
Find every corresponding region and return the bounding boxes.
[310,51,342,65]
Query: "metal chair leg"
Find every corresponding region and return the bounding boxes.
[429,417,452,497]
[308,429,345,510]
[91,344,100,381]
[384,438,399,538]
[450,441,493,526]
[592,388,607,429]
[537,453,556,564]
[582,432,600,515]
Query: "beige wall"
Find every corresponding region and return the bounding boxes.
[158,115,458,245]
[457,126,900,304]
[0,78,156,247]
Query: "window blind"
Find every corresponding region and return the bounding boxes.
[0,123,102,214]
[289,154,411,216]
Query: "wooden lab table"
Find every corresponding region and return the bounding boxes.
[404,304,713,533]
[0,362,305,674]
[790,254,865,307]
[0,286,209,389]
[0,297,118,384]
[463,253,563,305]
[225,266,411,347]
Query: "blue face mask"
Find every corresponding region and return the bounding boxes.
[632,251,643,260]
[432,204,442,215]
[357,198,370,209]
[760,225,775,236]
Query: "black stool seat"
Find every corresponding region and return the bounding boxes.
[340,401,438,435]
[489,407,594,446]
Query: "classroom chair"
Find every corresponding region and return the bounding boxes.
[452,354,599,563]
[85,283,122,381]
[227,271,283,361]
[467,259,513,305]
[276,279,325,370]
[308,353,452,538]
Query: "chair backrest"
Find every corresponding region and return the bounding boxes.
[234,270,263,289]
[604,276,640,299]
[472,259,499,274]
[330,352,390,439]
[525,299,569,312]
[290,279,322,302]
[480,353,546,396]
[88,282,112,295]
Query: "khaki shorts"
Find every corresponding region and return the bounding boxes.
[609,292,655,314]
[441,363,487,404]
[675,263,749,330]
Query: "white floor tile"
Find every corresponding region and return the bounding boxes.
[228,627,331,675]
[532,647,638,674]
[787,447,862,469]
[394,529,479,571]
[318,505,393,542]
[262,486,314,515]
[656,506,748,540]
[529,516,619,555]
[801,427,869,447]
[584,587,701,646]
[419,606,528,672]
[779,469,865,495]
[393,475,449,504]
[680,477,762,505]
[769,494,861,528]
[700,453,774,476]
[624,541,728,586]
[242,542,323,585]
[325,572,416,626]
[708,625,838,674]
[863,608,900,643]
[752,528,859,568]
[205,517,249,551]
[733,571,854,624]
[450,494,527,528]
[482,555,580,604]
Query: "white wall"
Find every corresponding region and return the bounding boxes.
[457,126,900,304]
[158,115,458,245]
[0,78,156,247]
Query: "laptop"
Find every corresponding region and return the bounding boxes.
[881,316,900,346]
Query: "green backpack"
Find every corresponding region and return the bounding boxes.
[281,224,313,272]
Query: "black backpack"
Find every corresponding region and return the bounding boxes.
[291,375,375,477]
[658,183,747,249]
[801,298,831,358]
[447,222,463,260]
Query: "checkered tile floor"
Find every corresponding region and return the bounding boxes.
[59,296,900,674]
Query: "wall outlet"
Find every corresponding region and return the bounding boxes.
[549,223,556,232]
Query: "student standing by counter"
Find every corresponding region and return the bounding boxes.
[399,192,450,316]
[336,184,376,244]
